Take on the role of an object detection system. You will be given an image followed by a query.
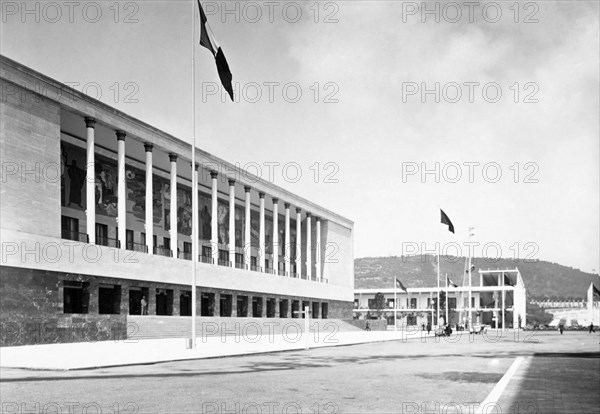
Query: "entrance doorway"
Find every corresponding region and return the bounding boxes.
[201,292,215,316]
[266,298,276,318]
[252,297,263,317]
[220,294,232,317]
[279,299,289,318]
[99,284,121,314]
[180,290,191,316]
[156,288,173,315]
[237,296,248,317]
[128,287,149,315]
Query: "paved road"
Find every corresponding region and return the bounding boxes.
[1,330,599,413]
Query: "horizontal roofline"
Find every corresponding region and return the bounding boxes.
[0,55,353,228]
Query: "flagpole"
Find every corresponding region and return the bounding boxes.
[393,278,397,332]
[445,272,449,327]
[467,226,474,332]
[190,0,198,349]
[437,230,440,328]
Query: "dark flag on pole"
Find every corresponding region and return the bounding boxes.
[440,209,454,233]
[396,278,407,292]
[504,274,514,287]
[198,0,234,101]
[447,276,458,288]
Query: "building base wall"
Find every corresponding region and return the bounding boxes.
[0,265,353,346]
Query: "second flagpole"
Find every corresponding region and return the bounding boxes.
[190,0,198,349]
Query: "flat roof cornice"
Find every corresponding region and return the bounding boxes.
[0,55,353,227]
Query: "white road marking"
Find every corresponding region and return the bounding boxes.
[475,356,526,414]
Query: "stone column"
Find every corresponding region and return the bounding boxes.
[295,208,302,277]
[169,153,178,257]
[502,289,506,331]
[144,144,154,254]
[315,217,321,282]
[244,186,251,268]
[306,213,312,280]
[228,179,236,266]
[120,282,129,315]
[116,130,126,249]
[84,117,96,244]
[173,289,181,316]
[272,198,279,275]
[210,171,218,263]
[284,203,291,276]
[259,192,265,271]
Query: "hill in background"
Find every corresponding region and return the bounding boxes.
[354,255,598,300]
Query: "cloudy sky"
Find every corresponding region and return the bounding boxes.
[2,1,598,272]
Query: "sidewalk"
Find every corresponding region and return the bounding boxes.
[0,329,434,370]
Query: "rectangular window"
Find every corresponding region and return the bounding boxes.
[61,216,79,241]
[63,281,89,314]
[95,223,108,246]
[126,230,134,250]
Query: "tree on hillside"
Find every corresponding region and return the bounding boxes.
[373,292,387,319]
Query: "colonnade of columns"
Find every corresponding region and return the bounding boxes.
[80,117,325,281]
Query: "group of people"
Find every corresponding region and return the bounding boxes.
[558,322,596,334]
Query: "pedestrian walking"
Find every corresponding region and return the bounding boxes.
[589,323,596,333]
[559,323,564,334]
[426,322,431,334]
[365,320,371,331]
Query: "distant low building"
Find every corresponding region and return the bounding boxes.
[354,268,527,330]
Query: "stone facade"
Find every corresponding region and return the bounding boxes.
[0,265,352,346]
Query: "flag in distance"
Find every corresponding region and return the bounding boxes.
[447,276,458,288]
[440,209,455,233]
[198,0,234,101]
[504,274,514,287]
[592,283,600,298]
[396,278,407,291]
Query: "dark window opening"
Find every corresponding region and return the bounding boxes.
[180,290,192,316]
[98,284,121,315]
[312,302,320,319]
[266,298,276,318]
[156,288,173,316]
[63,280,89,314]
[128,287,149,315]
[321,303,329,319]
[220,294,233,317]
[95,223,109,246]
[252,297,263,318]
[61,216,82,242]
[237,296,249,317]
[126,229,134,250]
[218,250,230,266]
[279,299,289,318]
[291,300,300,318]
[201,292,215,316]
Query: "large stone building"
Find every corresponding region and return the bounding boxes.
[354,268,527,330]
[0,56,354,345]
